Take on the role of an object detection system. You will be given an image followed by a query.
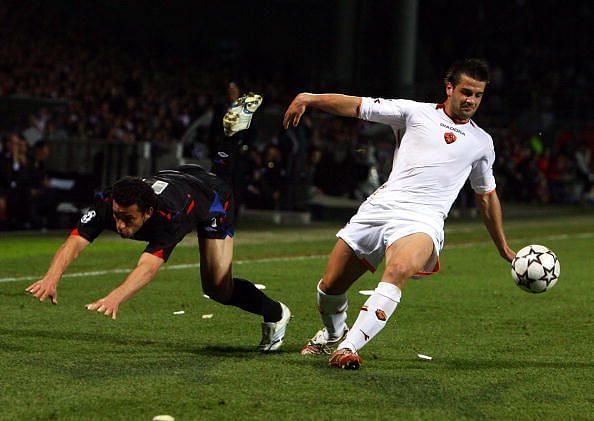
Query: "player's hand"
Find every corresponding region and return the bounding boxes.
[86,296,120,320]
[283,93,308,129]
[501,246,516,263]
[25,279,58,305]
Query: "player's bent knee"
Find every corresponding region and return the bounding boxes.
[383,261,415,285]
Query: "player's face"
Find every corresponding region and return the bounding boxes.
[112,201,152,238]
[445,74,487,122]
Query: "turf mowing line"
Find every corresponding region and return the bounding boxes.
[2,231,592,284]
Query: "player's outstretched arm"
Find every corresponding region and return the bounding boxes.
[25,234,90,305]
[85,252,163,319]
[476,191,516,262]
[283,93,362,129]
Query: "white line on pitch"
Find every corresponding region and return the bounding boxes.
[1,232,592,284]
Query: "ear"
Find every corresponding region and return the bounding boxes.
[446,82,454,97]
[145,207,154,219]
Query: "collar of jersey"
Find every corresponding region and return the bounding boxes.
[436,103,470,125]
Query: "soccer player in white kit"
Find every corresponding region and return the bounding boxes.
[283,59,516,369]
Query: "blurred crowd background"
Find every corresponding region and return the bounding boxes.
[1,0,593,230]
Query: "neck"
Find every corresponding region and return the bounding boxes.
[440,102,469,124]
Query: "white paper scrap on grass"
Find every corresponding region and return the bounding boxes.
[173,310,185,315]
[255,284,266,290]
[358,290,374,296]
[417,354,433,360]
[202,314,213,319]
[203,294,210,299]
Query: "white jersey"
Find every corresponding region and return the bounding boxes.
[336,97,496,272]
[358,97,496,224]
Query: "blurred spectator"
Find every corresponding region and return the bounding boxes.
[29,140,61,229]
[244,144,286,210]
[547,152,576,204]
[0,133,33,229]
[574,142,594,203]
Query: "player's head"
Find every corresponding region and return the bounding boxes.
[444,58,489,123]
[111,177,156,238]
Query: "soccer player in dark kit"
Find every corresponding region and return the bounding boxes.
[25,93,291,352]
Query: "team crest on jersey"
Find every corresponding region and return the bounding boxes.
[444,132,457,144]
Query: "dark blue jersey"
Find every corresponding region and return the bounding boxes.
[73,165,234,262]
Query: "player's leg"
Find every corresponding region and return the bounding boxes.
[331,232,435,369]
[211,92,263,184]
[301,238,368,355]
[198,236,290,351]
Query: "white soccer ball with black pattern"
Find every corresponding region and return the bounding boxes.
[511,245,560,293]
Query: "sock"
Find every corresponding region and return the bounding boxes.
[211,133,245,184]
[338,281,401,352]
[226,277,282,322]
[317,280,348,340]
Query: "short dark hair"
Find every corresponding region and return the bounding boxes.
[112,177,157,213]
[445,58,490,86]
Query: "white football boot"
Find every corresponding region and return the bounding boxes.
[300,327,349,355]
[259,302,291,352]
[223,93,263,136]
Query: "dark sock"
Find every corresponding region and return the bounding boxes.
[211,134,242,184]
[226,278,282,322]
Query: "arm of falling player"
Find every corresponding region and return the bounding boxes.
[25,234,90,304]
[85,252,164,319]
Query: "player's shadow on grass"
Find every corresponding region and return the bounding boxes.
[190,345,296,356]
[0,328,296,357]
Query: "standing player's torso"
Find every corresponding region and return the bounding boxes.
[374,102,493,219]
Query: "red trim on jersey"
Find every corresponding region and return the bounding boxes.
[158,210,172,220]
[70,228,80,236]
[223,200,230,211]
[436,103,470,125]
[152,249,165,260]
[186,199,196,215]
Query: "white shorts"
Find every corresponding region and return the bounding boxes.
[336,201,444,275]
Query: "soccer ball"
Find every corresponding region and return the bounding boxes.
[511,245,560,293]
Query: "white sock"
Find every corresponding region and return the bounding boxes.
[338,281,401,352]
[317,280,348,340]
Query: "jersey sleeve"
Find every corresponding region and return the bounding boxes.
[142,240,177,262]
[73,197,111,242]
[358,97,415,129]
[469,140,497,194]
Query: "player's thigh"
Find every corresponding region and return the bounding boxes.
[198,236,233,289]
[383,233,434,286]
[321,239,369,295]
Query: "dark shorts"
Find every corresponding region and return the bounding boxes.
[176,164,235,240]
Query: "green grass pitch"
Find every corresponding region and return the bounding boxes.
[1,210,592,420]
